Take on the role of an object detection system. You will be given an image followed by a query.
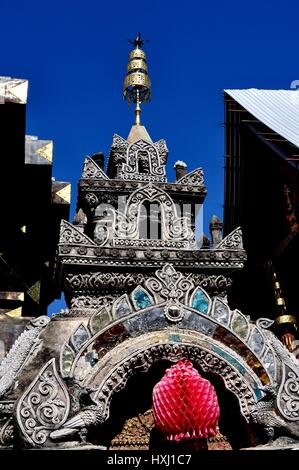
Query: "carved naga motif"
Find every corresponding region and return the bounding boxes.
[0,316,50,399]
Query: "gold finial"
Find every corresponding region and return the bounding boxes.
[123,33,151,126]
[264,259,298,352]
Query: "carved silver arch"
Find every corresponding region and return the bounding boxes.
[118,139,167,182]
[88,339,259,423]
[93,184,194,247]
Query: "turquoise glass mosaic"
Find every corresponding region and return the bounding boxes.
[133,288,153,309]
[191,289,209,314]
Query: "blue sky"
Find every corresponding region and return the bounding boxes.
[1,0,298,314]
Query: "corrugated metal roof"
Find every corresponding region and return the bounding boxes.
[224,88,299,148]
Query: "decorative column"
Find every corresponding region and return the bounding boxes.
[209,215,223,247]
[174,160,187,181]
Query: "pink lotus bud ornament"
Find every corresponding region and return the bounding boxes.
[152,359,220,443]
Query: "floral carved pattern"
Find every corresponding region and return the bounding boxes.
[215,227,243,250]
[16,359,70,447]
[145,264,194,302]
[111,134,129,152]
[0,417,14,446]
[124,183,193,242]
[65,272,146,293]
[70,295,114,309]
[84,193,99,208]
[154,139,168,165]
[94,183,194,247]
[187,274,232,296]
[177,168,204,186]
[277,366,299,421]
[82,157,109,179]
[59,220,95,245]
[118,139,167,182]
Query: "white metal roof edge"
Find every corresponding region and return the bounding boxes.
[224,88,299,148]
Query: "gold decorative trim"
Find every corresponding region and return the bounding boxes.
[124,73,151,90]
[27,281,41,303]
[129,49,146,60]
[6,307,22,317]
[56,184,71,204]
[275,315,297,325]
[127,59,148,73]
[36,142,53,163]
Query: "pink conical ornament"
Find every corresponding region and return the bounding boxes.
[152,359,220,442]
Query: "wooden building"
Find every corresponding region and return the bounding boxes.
[0,77,70,317]
[224,89,299,331]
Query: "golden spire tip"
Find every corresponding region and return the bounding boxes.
[123,33,151,126]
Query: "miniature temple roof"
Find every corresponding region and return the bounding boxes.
[127,124,153,144]
[225,89,299,148]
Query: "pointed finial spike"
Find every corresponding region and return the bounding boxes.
[135,32,143,48]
